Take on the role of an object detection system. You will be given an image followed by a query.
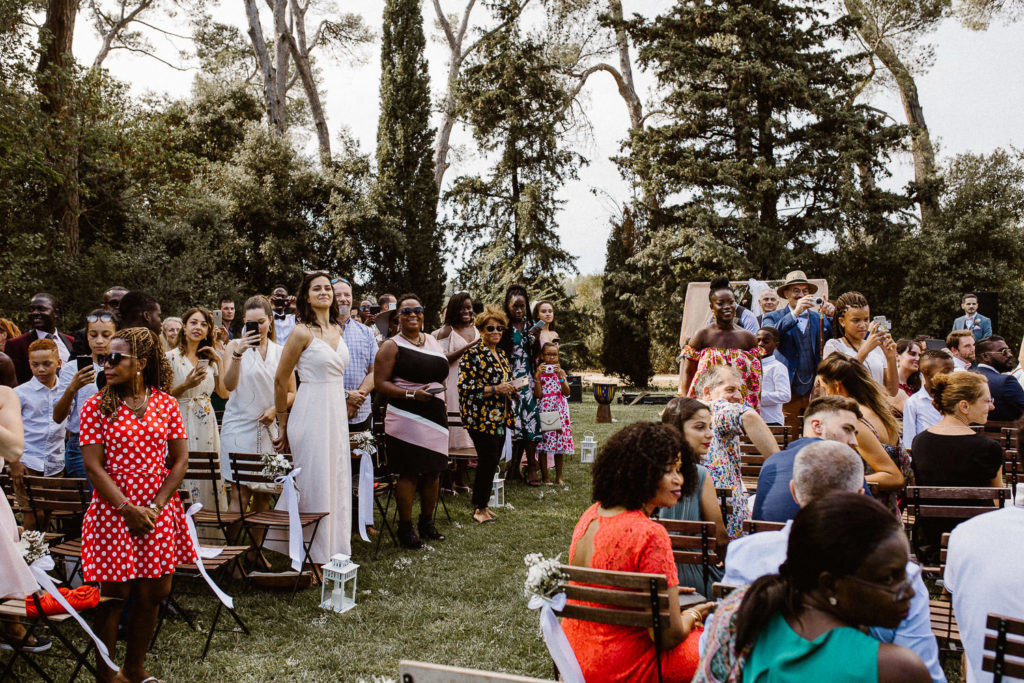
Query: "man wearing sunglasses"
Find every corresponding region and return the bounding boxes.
[974,335,1024,422]
[5,292,74,385]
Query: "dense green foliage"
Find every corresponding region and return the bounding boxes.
[601,208,653,386]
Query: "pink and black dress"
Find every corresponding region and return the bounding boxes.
[383,335,450,476]
[537,370,574,455]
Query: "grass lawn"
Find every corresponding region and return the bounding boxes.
[29,393,665,682]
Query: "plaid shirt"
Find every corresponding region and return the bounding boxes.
[341,317,377,425]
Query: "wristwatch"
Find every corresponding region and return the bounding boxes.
[405,390,415,399]
[148,501,165,515]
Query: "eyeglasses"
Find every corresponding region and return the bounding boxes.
[87,314,115,324]
[399,306,424,316]
[331,277,351,286]
[359,305,371,311]
[485,325,505,332]
[97,352,135,367]
[842,571,915,601]
[995,348,1013,356]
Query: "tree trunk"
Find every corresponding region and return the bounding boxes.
[844,0,939,225]
[242,0,286,134]
[37,0,80,255]
[273,0,289,135]
[608,0,642,131]
[431,0,476,191]
[288,0,331,163]
[91,0,155,68]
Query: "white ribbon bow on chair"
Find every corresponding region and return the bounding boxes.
[184,503,234,610]
[353,449,375,543]
[527,592,585,683]
[29,555,119,672]
[274,467,303,572]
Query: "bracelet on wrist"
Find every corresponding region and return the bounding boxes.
[115,499,129,514]
[232,352,244,359]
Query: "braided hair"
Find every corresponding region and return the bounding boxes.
[98,327,173,419]
[832,291,870,339]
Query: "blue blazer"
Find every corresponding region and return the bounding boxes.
[764,308,832,390]
[952,314,992,341]
[976,366,1024,422]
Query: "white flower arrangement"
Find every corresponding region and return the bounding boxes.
[523,553,567,601]
[17,530,49,565]
[351,431,376,454]
[260,453,292,479]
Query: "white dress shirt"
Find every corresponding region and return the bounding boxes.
[272,313,296,345]
[952,355,969,372]
[902,385,942,451]
[14,376,68,475]
[720,521,946,683]
[758,355,791,425]
[787,306,809,333]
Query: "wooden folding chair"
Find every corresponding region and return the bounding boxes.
[0,595,119,683]
[227,451,328,600]
[929,533,960,654]
[184,451,240,543]
[1003,448,1019,491]
[654,519,719,595]
[738,450,765,493]
[983,613,1024,682]
[905,485,1011,571]
[398,660,548,682]
[767,425,789,447]
[24,477,91,584]
[711,582,741,600]
[741,519,786,535]
[558,565,672,683]
[714,487,732,522]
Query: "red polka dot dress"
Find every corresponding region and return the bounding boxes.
[79,389,197,582]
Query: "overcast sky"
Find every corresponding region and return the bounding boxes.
[70,1,1024,277]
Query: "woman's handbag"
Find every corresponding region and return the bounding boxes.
[539,410,562,433]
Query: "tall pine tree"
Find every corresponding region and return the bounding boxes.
[370,0,444,316]
[601,207,653,387]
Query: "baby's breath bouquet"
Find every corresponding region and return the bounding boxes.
[351,431,376,455]
[17,530,49,565]
[260,453,292,479]
[523,553,567,601]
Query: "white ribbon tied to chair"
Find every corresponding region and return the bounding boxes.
[274,467,303,572]
[354,449,375,543]
[28,555,119,672]
[527,592,585,683]
[184,503,234,610]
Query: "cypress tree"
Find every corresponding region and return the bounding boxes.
[370,0,444,316]
[601,207,653,387]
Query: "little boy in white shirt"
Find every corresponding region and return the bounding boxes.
[756,327,791,426]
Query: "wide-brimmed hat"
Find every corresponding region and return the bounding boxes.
[776,270,818,297]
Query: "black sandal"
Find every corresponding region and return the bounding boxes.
[417,515,446,541]
[397,521,423,549]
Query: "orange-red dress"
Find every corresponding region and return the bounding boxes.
[561,504,702,683]
[79,390,196,582]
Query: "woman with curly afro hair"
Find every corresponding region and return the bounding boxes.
[80,327,196,683]
[562,421,715,683]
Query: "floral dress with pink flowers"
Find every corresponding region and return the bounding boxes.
[683,346,762,411]
[537,371,574,454]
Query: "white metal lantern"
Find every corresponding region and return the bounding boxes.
[488,473,506,508]
[320,554,359,613]
[580,431,597,464]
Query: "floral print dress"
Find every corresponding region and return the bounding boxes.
[167,348,223,511]
[684,346,762,411]
[510,327,541,442]
[537,370,574,454]
[705,399,749,539]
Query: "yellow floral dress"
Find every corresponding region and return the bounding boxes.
[457,343,514,436]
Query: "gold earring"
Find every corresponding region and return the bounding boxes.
[828,596,838,606]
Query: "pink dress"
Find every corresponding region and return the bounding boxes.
[537,371,573,455]
[1,494,37,598]
[683,346,762,411]
[79,390,196,582]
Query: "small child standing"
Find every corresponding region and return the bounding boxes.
[13,338,68,530]
[533,342,573,485]
[755,326,790,426]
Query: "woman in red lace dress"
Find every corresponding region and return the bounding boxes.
[81,327,195,683]
[562,422,714,683]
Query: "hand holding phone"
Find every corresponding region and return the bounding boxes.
[512,376,529,390]
[243,321,261,347]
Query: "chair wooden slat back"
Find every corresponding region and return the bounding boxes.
[185,451,223,481]
[228,452,294,490]
[655,519,718,591]
[1003,449,1019,490]
[768,425,789,447]
[24,476,91,514]
[711,582,741,600]
[906,486,1011,522]
[1002,427,1019,450]
[559,565,669,630]
[714,488,732,520]
[742,519,786,535]
[983,613,1024,682]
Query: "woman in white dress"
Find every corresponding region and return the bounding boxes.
[273,272,351,564]
[434,291,479,493]
[168,307,228,511]
[220,296,295,530]
[824,291,898,396]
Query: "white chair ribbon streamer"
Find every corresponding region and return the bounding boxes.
[354,449,375,543]
[501,429,513,463]
[184,503,234,609]
[29,555,119,672]
[274,467,303,572]
[527,592,585,683]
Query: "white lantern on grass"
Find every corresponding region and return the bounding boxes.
[580,431,597,463]
[488,473,506,508]
[320,554,359,613]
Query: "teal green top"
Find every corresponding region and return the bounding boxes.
[744,612,879,683]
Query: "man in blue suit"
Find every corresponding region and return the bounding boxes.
[974,335,1024,422]
[764,271,834,433]
[951,292,992,341]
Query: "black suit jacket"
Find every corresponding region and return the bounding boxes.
[5,330,75,385]
[977,365,1024,422]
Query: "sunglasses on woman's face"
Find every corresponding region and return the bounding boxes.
[87,314,115,324]
[98,352,135,367]
[400,306,424,316]
[485,325,505,333]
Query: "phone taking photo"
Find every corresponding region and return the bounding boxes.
[76,355,93,372]
[244,320,259,338]
[212,310,223,328]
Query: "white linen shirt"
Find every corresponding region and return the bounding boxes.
[758,355,791,425]
[14,376,68,475]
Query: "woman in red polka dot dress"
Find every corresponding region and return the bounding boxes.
[80,327,195,683]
